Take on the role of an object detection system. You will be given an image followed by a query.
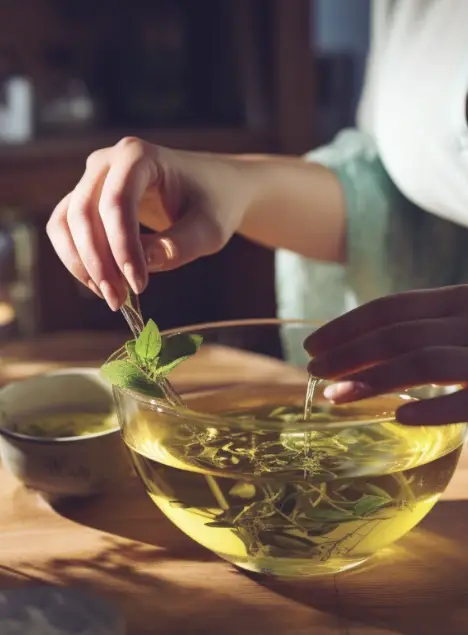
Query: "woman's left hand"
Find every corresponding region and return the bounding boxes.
[304,285,468,425]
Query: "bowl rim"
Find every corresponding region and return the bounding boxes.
[161,317,321,333]
[113,318,455,431]
[0,366,120,444]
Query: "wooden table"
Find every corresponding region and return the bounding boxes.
[1,332,468,635]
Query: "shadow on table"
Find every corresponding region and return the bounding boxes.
[254,499,468,635]
[33,501,468,635]
[36,480,468,633]
[0,564,47,589]
[25,537,295,635]
[51,477,215,564]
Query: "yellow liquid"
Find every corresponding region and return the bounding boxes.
[124,388,465,577]
[14,411,118,438]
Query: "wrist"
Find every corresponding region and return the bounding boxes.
[227,155,273,230]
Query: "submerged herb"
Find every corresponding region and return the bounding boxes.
[100,319,202,397]
[158,401,428,562]
[199,478,397,560]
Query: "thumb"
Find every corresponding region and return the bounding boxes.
[141,209,223,272]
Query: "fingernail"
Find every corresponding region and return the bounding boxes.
[145,246,167,272]
[99,280,120,311]
[124,262,145,294]
[87,280,103,298]
[323,381,371,403]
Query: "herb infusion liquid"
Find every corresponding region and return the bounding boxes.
[123,384,465,577]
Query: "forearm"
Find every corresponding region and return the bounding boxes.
[236,154,347,263]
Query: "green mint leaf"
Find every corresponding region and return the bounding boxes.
[155,333,203,377]
[125,340,139,363]
[135,319,162,364]
[305,508,353,522]
[100,360,164,398]
[353,494,391,517]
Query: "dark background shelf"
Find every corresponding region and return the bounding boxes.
[0,0,315,336]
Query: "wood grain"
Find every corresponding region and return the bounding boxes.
[0,332,467,635]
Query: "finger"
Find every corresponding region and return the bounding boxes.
[142,208,223,272]
[46,194,102,297]
[67,164,126,310]
[98,140,157,294]
[323,346,468,403]
[396,388,468,426]
[308,316,468,379]
[139,186,173,232]
[304,285,468,356]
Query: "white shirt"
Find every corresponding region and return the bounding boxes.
[275,0,468,338]
[358,0,468,228]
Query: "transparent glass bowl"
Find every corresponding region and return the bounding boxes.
[113,319,466,578]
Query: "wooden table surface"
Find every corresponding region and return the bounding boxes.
[1,332,468,635]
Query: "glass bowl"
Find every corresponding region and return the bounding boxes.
[113,319,466,578]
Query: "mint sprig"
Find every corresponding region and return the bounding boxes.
[101,319,202,398]
[135,319,161,363]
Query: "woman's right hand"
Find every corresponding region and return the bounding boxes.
[46,137,251,310]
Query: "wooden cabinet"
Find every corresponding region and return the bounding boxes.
[0,0,315,334]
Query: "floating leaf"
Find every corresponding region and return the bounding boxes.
[353,494,390,517]
[229,482,256,499]
[155,333,203,376]
[100,360,164,398]
[305,508,354,522]
[135,319,162,364]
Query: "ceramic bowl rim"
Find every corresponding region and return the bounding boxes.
[0,367,120,444]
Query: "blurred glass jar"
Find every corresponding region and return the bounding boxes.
[0,210,38,342]
[39,46,98,135]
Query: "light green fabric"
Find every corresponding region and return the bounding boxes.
[275,129,468,365]
[276,128,468,318]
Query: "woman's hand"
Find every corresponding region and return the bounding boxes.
[304,285,468,425]
[46,137,251,310]
[47,136,348,312]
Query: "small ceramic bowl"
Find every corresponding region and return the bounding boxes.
[0,368,132,501]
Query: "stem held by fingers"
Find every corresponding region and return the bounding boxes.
[119,290,187,407]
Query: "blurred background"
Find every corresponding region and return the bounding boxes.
[0,0,370,343]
